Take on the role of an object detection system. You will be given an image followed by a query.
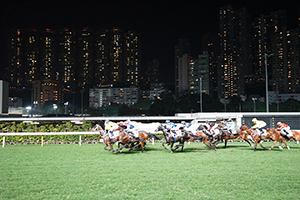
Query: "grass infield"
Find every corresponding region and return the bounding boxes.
[0,141,300,199]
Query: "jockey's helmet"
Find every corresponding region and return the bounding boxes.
[277,122,281,126]
[105,119,109,123]
[181,121,185,124]
[165,119,170,123]
[252,118,257,123]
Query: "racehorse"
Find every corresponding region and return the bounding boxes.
[224,129,254,147]
[213,128,255,148]
[186,124,216,150]
[91,124,119,152]
[196,124,230,148]
[188,130,216,151]
[127,129,162,153]
[155,124,203,152]
[113,127,145,153]
[290,130,300,144]
[240,125,290,152]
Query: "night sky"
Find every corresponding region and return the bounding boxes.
[0,0,299,86]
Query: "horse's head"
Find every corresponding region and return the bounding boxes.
[91,124,105,136]
[197,124,204,131]
[91,124,102,132]
[240,124,250,132]
[154,124,163,132]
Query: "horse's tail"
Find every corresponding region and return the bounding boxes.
[148,132,162,140]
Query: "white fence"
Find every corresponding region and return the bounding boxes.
[0,131,93,147]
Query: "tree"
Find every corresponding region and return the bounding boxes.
[177,90,199,112]
[149,90,178,116]
[280,99,300,111]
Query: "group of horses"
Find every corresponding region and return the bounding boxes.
[91,123,300,153]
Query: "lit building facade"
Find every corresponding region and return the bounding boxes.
[218,5,250,98]
[94,28,141,87]
[175,39,191,96]
[5,27,141,107]
[89,87,139,108]
[190,52,210,95]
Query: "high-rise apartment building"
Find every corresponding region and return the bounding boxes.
[141,59,160,90]
[201,33,220,98]
[57,28,77,92]
[218,6,251,98]
[123,31,141,87]
[286,28,300,92]
[252,11,288,94]
[190,52,210,95]
[4,27,141,107]
[77,27,95,89]
[175,39,191,95]
[94,28,141,87]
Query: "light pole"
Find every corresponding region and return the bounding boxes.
[80,89,85,117]
[33,101,38,117]
[199,77,202,113]
[252,97,257,112]
[64,102,69,115]
[26,106,31,117]
[239,95,247,112]
[53,104,58,117]
[265,53,274,112]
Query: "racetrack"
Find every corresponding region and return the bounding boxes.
[1,141,300,199]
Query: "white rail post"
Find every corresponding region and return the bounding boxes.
[2,136,5,147]
[79,135,81,146]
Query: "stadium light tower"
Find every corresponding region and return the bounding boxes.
[265,53,274,112]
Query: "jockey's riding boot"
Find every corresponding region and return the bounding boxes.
[282,134,289,140]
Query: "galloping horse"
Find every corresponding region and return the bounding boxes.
[290,130,300,144]
[114,127,144,153]
[196,124,230,148]
[240,125,290,151]
[91,124,119,152]
[128,129,162,153]
[219,129,254,148]
[187,124,216,150]
[155,124,204,152]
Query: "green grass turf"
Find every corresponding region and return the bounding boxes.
[0,141,300,200]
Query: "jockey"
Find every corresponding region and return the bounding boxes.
[276,122,293,139]
[104,120,119,138]
[222,120,236,135]
[179,121,191,129]
[251,118,267,135]
[165,120,179,137]
[204,121,220,137]
[117,121,128,129]
[125,119,139,137]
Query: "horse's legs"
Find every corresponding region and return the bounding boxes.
[202,140,216,151]
[170,143,175,152]
[243,137,253,147]
[104,144,111,151]
[259,141,271,150]
[140,141,145,153]
[115,143,128,153]
[224,139,228,148]
[162,142,169,150]
[281,139,290,150]
[181,142,184,152]
[254,141,258,152]
[171,143,183,152]
[104,143,114,152]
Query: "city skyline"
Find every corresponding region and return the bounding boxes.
[1,1,300,85]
